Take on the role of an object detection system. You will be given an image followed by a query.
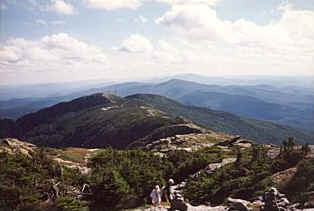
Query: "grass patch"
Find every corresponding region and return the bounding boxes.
[59,148,90,164]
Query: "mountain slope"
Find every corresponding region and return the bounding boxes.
[16,93,123,133]
[178,91,313,131]
[126,94,313,145]
[0,119,21,138]
[1,93,312,147]
[12,94,203,148]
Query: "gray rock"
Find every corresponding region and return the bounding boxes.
[215,136,241,147]
[227,197,251,211]
[262,187,293,211]
[132,205,227,211]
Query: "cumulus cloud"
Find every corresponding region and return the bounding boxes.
[83,0,222,11]
[2,1,313,84]
[49,0,74,15]
[134,15,148,23]
[117,34,154,53]
[156,4,223,41]
[152,40,188,64]
[156,4,314,52]
[154,0,222,6]
[0,33,107,73]
[115,34,189,65]
[84,0,142,10]
[152,3,314,75]
[139,15,148,23]
[156,4,314,44]
[278,4,314,40]
[12,0,75,15]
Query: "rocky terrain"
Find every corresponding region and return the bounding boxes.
[0,93,313,211]
[1,133,313,211]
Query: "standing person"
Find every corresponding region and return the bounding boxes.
[163,179,175,203]
[150,185,162,207]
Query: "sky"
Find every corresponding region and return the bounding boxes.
[0,0,314,85]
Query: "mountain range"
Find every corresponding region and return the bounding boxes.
[1,77,313,134]
[80,79,314,132]
[1,93,312,147]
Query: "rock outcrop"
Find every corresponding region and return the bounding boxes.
[227,197,250,211]
[262,187,291,211]
[271,168,297,187]
[226,187,307,211]
[136,187,308,211]
[0,138,36,156]
[215,136,242,147]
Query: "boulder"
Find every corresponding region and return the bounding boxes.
[271,168,297,187]
[251,200,264,211]
[262,187,294,211]
[215,136,241,147]
[170,192,188,211]
[227,197,251,211]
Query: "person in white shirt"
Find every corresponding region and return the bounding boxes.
[150,185,162,207]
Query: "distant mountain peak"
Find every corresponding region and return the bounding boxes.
[159,78,194,85]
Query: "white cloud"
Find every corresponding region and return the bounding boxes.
[36,19,47,25]
[154,0,222,6]
[49,0,74,15]
[2,2,313,85]
[36,19,66,26]
[117,34,154,53]
[85,0,141,10]
[153,3,314,75]
[113,2,314,76]
[152,39,190,64]
[134,15,148,23]
[11,0,75,15]
[156,4,314,44]
[83,0,222,11]
[0,33,107,73]
[139,15,148,23]
[156,4,223,41]
[115,34,188,64]
[278,4,314,40]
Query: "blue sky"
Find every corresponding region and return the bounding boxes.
[0,0,314,85]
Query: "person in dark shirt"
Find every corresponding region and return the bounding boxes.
[163,178,175,203]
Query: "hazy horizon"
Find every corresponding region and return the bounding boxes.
[0,73,314,87]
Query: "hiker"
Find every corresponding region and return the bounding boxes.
[163,178,175,203]
[150,185,162,207]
